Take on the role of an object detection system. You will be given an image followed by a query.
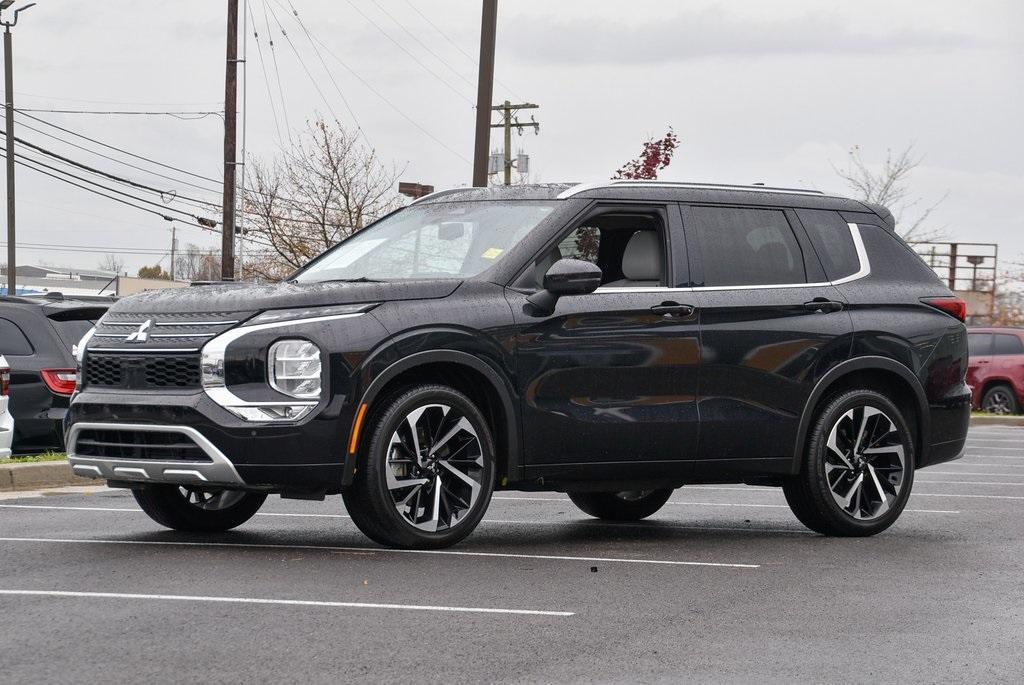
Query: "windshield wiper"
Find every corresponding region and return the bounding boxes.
[321,277,387,283]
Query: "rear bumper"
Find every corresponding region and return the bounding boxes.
[66,390,352,493]
[920,387,971,469]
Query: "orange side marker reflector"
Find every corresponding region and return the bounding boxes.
[348,403,369,454]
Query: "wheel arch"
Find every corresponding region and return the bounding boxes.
[792,356,930,474]
[342,349,520,487]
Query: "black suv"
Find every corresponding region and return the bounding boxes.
[67,182,971,548]
[1,294,108,453]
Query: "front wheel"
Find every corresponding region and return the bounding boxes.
[342,384,496,549]
[567,489,674,521]
[783,389,914,536]
[132,485,267,532]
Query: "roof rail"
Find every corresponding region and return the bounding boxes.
[556,180,825,199]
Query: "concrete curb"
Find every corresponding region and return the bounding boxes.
[0,461,93,492]
[969,415,1024,427]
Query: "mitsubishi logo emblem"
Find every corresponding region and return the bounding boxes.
[125,319,152,343]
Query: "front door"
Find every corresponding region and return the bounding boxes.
[684,204,855,471]
[508,205,700,480]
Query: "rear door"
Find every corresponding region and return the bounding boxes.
[967,332,994,403]
[684,204,854,472]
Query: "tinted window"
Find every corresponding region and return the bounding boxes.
[968,333,993,357]
[993,334,1024,356]
[691,207,805,287]
[0,317,33,355]
[52,318,96,351]
[797,209,860,280]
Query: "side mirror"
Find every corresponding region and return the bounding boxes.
[526,258,602,315]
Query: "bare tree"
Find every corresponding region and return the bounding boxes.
[834,145,948,242]
[174,244,220,282]
[244,120,403,281]
[97,254,125,275]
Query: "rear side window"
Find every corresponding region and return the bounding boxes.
[0,317,33,355]
[690,207,805,287]
[797,209,860,280]
[968,333,993,356]
[993,334,1024,356]
[51,318,96,351]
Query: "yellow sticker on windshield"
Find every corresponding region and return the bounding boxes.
[482,248,503,259]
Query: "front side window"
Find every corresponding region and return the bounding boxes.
[294,201,556,283]
[690,207,805,287]
[993,334,1024,356]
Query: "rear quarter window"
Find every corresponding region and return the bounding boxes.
[968,333,993,356]
[0,317,34,356]
[796,209,860,280]
[993,334,1024,356]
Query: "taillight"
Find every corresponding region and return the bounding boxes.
[922,297,967,322]
[1,367,9,396]
[41,369,78,397]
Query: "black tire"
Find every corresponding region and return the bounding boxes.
[567,489,674,521]
[981,384,1020,415]
[342,384,496,549]
[132,485,267,532]
[783,389,915,536]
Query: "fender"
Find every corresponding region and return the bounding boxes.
[342,349,520,486]
[791,355,930,473]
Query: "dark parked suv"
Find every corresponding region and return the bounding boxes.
[1,294,108,453]
[67,181,971,548]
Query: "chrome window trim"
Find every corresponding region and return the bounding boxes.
[201,312,364,419]
[66,421,245,486]
[594,223,869,294]
[557,180,828,200]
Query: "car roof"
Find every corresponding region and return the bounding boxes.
[414,181,872,213]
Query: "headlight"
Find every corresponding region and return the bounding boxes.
[269,340,322,398]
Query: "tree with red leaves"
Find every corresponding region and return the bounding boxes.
[613,128,680,180]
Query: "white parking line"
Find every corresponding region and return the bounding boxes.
[942,463,1024,468]
[926,471,1024,476]
[0,537,761,569]
[917,480,1023,486]
[965,446,1024,451]
[962,455,1024,460]
[0,589,574,617]
[912,493,1024,500]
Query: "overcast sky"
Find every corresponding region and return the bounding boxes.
[2,0,1021,276]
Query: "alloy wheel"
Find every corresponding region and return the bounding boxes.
[823,405,906,521]
[178,486,246,511]
[385,403,485,532]
[983,390,1014,415]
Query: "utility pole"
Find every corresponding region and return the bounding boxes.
[169,224,177,281]
[221,0,239,281]
[471,0,497,187]
[490,101,539,185]
[1,2,33,296]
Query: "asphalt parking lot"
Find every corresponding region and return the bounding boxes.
[2,423,1023,684]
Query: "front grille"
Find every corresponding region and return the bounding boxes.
[89,310,254,352]
[73,428,212,462]
[84,353,201,389]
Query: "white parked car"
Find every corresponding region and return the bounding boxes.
[0,355,13,459]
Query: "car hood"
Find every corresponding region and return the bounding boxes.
[107,279,463,316]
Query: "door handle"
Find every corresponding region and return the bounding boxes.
[803,298,844,313]
[651,301,695,317]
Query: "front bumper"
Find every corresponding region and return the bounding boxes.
[66,389,353,493]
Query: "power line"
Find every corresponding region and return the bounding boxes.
[14,109,224,121]
[261,0,292,140]
[274,0,371,148]
[14,92,223,107]
[0,150,215,232]
[340,0,474,105]
[303,28,470,163]
[401,0,522,100]
[368,0,475,89]
[248,0,283,144]
[15,110,222,184]
[2,131,221,211]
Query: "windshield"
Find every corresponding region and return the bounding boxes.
[294,201,556,283]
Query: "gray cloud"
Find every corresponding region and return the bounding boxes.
[504,5,977,65]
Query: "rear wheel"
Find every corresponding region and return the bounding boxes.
[783,389,914,536]
[343,384,496,549]
[981,384,1020,415]
[132,485,266,532]
[567,489,674,521]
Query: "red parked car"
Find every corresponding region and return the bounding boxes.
[967,327,1024,414]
